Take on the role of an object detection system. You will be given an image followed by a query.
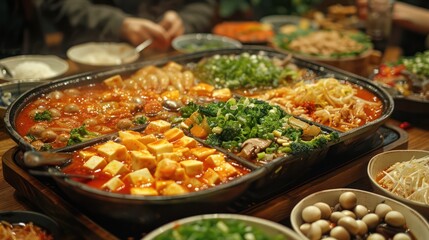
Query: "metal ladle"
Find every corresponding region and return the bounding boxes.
[23,151,95,179]
[23,151,73,168]
[120,39,153,63]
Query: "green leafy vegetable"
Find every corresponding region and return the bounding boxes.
[194,53,285,89]
[40,143,53,151]
[183,97,338,159]
[400,50,429,77]
[153,218,286,240]
[67,125,99,146]
[34,110,52,121]
[133,116,148,125]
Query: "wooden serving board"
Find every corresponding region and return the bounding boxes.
[2,124,408,239]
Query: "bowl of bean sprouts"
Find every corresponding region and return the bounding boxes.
[367,149,429,219]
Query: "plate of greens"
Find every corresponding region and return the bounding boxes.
[272,29,372,59]
[371,50,429,115]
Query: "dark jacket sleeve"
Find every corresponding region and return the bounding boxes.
[177,0,217,33]
[37,0,127,39]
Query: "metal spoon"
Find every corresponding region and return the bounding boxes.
[121,39,153,63]
[0,63,13,78]
[29,169,95,180]
[23,151,73,168]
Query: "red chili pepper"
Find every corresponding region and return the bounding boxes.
[399,121,411,129]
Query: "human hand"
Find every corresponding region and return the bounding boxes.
[159,11,185,41]
[120,17,169,50]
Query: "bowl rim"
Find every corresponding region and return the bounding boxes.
[172,33,243,53]
[66,41,139,66]
[290,188,429,239]
[260,15,319,28]
[143,213,302,240]
[367,149,429,208]
[0,55,69,81]
[0,80,48,110]
[0,210,61,238]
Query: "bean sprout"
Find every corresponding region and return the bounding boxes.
[377,155,429,204]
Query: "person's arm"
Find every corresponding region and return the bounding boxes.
[37,0,169,47]
[37,0,127,39]
[175,0,217,34]
[393,2,429,34]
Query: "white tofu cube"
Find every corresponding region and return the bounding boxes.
[216,162,238,181]
[161,182,188,195]
[83,155,107,170]
[103,75,123,88]
[183,177,204,190]
[103,160,128,176]
[173,136,197,148]
[138,134,158,145]
[154,159,180,179]
[157,152,182,162]
[119,131,147,151]
[130,187,158,196]
[101,176,125,191]
[205,154,225,167]
[202,168,220,186]
[96,141,128,162]
[155,180,175,192]
[147,139,173,156]
[79,150,96,160]
[180,160,203,177]
[124,168,154,186]
[145,120,171,133]
[130,150,156,171]
[190,147,217,160]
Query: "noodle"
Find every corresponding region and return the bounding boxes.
[255,78,382,131]
[0,221,53,240]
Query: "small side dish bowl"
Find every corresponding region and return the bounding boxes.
[0,80,47,118]
[172,33,242,53]
[367,149,429,218]
[0,210,61,239]
[290,188,429,239]
[0,55,68,81]
[260,15,318,34]
[67,42,139,69]
[143,213,303,240]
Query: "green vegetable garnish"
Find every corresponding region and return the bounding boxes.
[40,143,53,151]
[133,116,148,125]
[194,53,290,89]
[34,110,52,121]
[182,97,338,159]
[67,125,99,146]
[153,218,287,240]
[400,50,429,77]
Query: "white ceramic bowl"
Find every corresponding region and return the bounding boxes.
[368,149,429,219]
[172,33,242,53]
[0,55,68,81]
[260,15,318,34]
[67,42,139,68]
[0,81,47,118]
[291,188,429,239]
[143,213,304,240]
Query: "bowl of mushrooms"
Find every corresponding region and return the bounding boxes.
[290,188,429,240]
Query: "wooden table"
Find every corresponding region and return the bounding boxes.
[1,46,429,239]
